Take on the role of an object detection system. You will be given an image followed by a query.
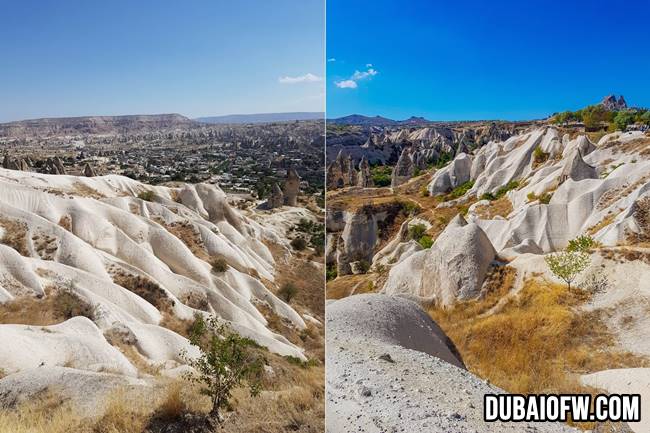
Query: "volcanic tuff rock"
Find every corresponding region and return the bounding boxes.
[266,182,284,209]
[391,147,415,187]
[428,152,472,195]
[357,155,373,188]
[0,168,309,384]
[383,214,496,305]
[283,168,300,206]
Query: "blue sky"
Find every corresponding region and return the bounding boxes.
[0,0,324,122]
[327,0,650,120]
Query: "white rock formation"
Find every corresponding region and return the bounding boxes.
[0,168,308,381]
[427,152,472,195]
[383,214,496,306]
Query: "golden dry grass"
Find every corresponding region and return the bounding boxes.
[326,273,376,300]
[0,216,29,256]
[429,277,648,395]
[0,287,94,326]
[0,392,84,433]
[473,196,512,219]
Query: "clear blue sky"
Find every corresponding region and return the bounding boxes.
[0,0,324,122]
[327,0,650,120]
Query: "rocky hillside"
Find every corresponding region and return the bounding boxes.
[0,169,324,431]
[0,114,197,138]
[326,121,532,189]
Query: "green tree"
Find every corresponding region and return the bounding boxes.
[181,316,263,422]
[545,251,590,291]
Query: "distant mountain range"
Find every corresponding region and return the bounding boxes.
[195,112,324,124]
[328,114,433,127]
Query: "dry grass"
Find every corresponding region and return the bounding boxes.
[93,389,150,433]
[265,241,324,318]
[72,182,105,199]
[326,273,376,300]
[0,287,94,326]
[58,215,72,232]
[473,196,512,219]
[0,392,85,433]
[586,210,620,236]
[0,216,29,256]
[112,273,174,313]
[157,220,210,261]
[428,277,648,410]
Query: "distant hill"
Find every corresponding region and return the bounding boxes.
[0,113,196,137]
[329,114,433,127]
[196,112,324,124]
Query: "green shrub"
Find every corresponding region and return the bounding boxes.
[418,235,433,249]
[137,190,156,202]
[181,316,263,422]
[567,235,598,253]
[290,237,307,251]
[371,166,392,187]
[533,146,549,165]
[278,283,298,303]
[446,180,474,200]
[326,263,337,281]
[539,193,553,204]
[545,251,590,291]
[408,224,427,241]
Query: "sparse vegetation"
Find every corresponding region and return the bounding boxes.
[408,223,427,241]
[444,180,474,201]
[532,146,549,167]
[291,218,324,255]
[429,277,648,416]
[113,273,174,313]
[181,315,263,422]
[480,181,520,202]
[53,283,95,321]
[326,263,337,281]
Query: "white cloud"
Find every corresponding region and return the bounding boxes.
[334,65,378,90]
[278,73,323,84]
[351,68,378,80]
[327,58,337,62]
[335,80,358,89]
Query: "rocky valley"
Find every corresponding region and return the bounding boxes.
[326,98,650,432]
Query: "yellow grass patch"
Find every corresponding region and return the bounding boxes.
[429,278,648,400]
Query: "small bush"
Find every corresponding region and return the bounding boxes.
[326,263,337,281]
[210,257,229,273]
[356,260,370,274]
[533,146,549,166]
[446,180,474,200]
[545,251,591,291]
[408,224,427,241]
[278,283,298,303]
[539,193,552,204]
[181,316,263,422]
[567,235,599,253]
[137,190,156,202]
[290,237,307,251]
[418,235,433,249]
